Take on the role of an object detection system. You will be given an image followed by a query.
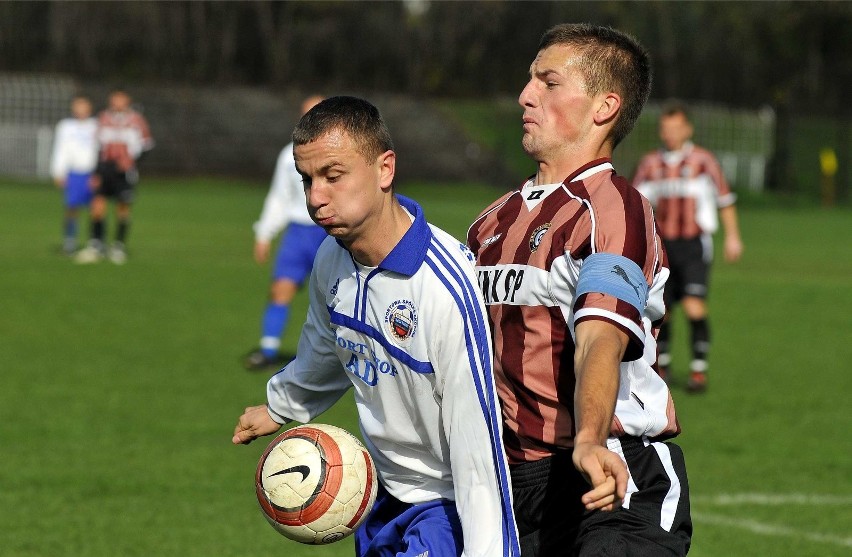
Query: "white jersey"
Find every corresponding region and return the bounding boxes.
[50,117,99,180]
[253,142,315,242]
[266,195,519,557]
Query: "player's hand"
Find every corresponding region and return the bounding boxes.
[232,404,281,445]
[254,241,271,264]
[724,235,743,263]
[53,177,66,188]
[572,442,628,512]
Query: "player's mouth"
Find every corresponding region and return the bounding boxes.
[314,215,336,227]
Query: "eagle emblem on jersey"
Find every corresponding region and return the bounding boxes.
[529,223,551,253]
[385,300,418,344]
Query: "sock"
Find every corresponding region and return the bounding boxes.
[92,219,105,243]
[690,318,710,373]
[64,217,77,242]
[260,303,290,358]
[116,218,130,244]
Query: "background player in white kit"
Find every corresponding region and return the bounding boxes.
[243,95,326,371]
[233,96,519,557]
[50,95,99,255]
[632,103,744,392]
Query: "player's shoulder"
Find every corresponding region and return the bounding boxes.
[638,148,663,163]
[314,235,340,261]
[690,143,720,161]
[427,224,473,259]
[422,224,480,289]
[471,189,521,229]
[584,170,652,219]
[280,142,295,158]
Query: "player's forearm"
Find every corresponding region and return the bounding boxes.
[720,204,741,240]
[573,322,626,446]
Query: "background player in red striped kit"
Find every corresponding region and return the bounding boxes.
[632,103,744,392]
[75,88,154,265]
[468,23,691,555]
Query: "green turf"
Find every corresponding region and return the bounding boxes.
[0,177,849,556]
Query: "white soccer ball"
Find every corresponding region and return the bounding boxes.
[255,423,378,544]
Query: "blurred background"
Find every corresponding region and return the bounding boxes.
[1,0,850,201]
[1,2,850,557]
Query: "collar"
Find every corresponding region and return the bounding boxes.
[565,158,614,184]
[662,141,694,163]
[335,194,431,277]
[379,194,431,276]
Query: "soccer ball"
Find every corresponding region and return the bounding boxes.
[255,423,378,544]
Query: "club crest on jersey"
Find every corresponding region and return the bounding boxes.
[384,300,418,344]
[529,223,551,252]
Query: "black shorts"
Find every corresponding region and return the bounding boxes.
[95,161,138,204]
[663,236,711,303]
[511,436,692,556]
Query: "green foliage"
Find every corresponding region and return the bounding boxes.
[0,177,849,556]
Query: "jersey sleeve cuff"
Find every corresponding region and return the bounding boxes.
[266,405,292,425]
[573,308,645,362]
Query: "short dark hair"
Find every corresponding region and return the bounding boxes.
[538,23,651,147]
[292,96,394,163]
[661,100,690,121]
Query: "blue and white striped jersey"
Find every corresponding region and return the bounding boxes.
[266,195,519,557]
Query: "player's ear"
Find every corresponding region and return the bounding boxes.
[593,92,621,126]
[377,150,395,191]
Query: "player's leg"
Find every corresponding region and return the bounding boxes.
[245,224,326,371]
[354,483,463,557]
[255,278,299,359]
[108,169,137,264]
[681,236,712,393]
[62,207,79,255]
[76,164,113,263]
[657,239,686,383]
[573,436,692,557]
[61,172,88,254]
[75,194,108,263]
[109,201,132,264]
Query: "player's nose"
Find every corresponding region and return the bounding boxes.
[518,80,536,108]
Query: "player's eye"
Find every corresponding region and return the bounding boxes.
[546,81,558,89]
[327,174,340,183]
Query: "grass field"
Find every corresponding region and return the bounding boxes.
[1,176,849,556]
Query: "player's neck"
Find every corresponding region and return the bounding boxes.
[534,143,612,185]
[347,200,412,267]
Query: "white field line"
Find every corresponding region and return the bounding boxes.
[693,512,852,549]
[693,493,852,549]
[694,493,852,506]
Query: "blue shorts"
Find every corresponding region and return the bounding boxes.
[272,223,327,283]
[65,172,93,208]
[354,483,463,557]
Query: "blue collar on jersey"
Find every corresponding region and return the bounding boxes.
[377,194,431,277]
[335,194,431,277]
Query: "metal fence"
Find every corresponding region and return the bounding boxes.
[615,102,776,192]
[8,73,842,200]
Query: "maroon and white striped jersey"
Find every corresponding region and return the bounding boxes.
[632,141,736,240]
[468,159,680,464]
[97,108,154,172]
